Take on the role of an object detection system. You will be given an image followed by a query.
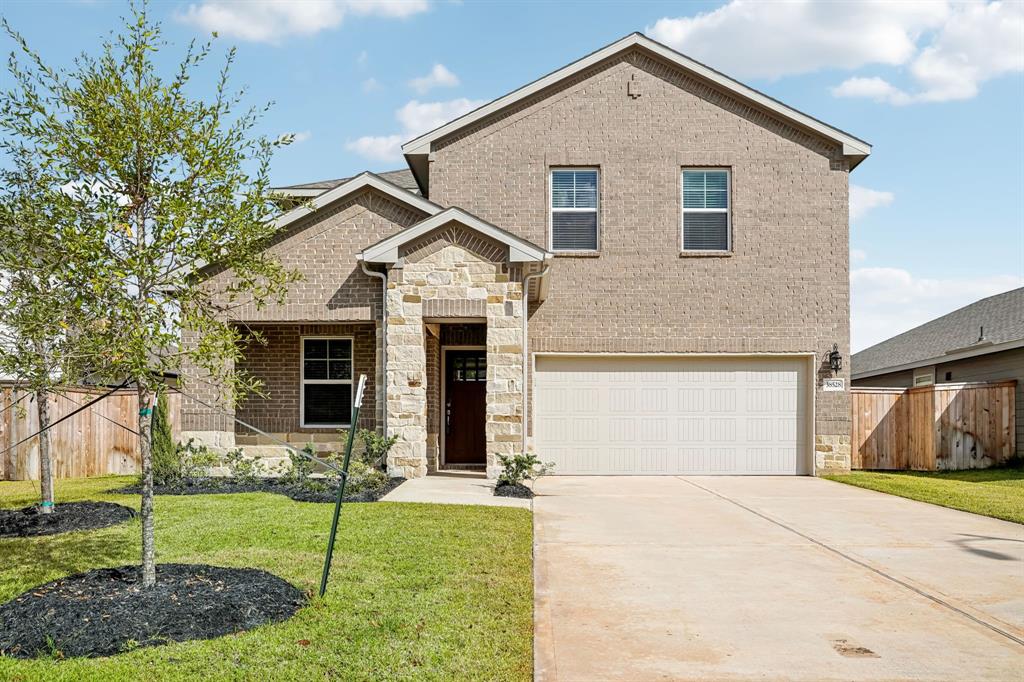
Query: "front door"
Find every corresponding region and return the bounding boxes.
[444,350,487,466]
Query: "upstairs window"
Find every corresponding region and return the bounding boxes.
[301,337,353,427]
[551,169,599,251]
[682,169,730,251]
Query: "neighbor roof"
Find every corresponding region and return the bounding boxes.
[852,287,1024,378]
[402,32,871,174]
[272,169,419,197]
[272,171,441,233]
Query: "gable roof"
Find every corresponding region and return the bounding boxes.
[271,171,441,235]
[852,287,1024,378]
[402,32,871,191]
[360,206,550,264]
[272,169,419,198]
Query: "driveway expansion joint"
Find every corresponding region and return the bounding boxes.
[675,476,1024,649]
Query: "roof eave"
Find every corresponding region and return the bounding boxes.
[401,32,871,169]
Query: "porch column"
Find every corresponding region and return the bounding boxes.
[485,279,525,479]
[384,268,429,478]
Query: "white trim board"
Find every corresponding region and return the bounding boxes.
[402,33,870,166]
[360,206,551,263]
[273,172,442,235]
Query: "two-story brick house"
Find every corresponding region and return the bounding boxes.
[180,33,870,478]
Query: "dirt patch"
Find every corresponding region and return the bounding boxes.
[114,476,405,503]
[832,638,879,658]
[0,502,136,539]
[494,482,533,499]
[0,564,306,659]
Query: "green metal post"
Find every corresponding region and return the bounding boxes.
[319,374,367,598]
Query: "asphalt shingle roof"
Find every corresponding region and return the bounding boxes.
[852,287,1024,376]
[274,168,419,194]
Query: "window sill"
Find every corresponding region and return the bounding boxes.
[553,250,600,258]
[679,250,732,258]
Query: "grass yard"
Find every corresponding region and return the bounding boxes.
[0,476,533,681]
[825,467,1024,524]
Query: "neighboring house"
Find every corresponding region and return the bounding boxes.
[180,33,872,478]
[852,287,1024,459]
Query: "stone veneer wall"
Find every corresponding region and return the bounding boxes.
[385,223,524,479]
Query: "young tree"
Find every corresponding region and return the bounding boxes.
[1,4,298,586]
[0,154,89,514]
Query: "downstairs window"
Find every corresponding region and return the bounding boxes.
[301,337,353,427]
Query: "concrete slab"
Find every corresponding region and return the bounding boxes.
[534,476,1023,682]
[381,472,531,508]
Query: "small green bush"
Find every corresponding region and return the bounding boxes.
[345,459,389,494]
[223,448,267,485]
[357,429,398,470]
[149,439,219,487]
[497,453,553,486]
[150,392,177,485]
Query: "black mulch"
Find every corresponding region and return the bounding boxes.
[493,482,533,499]
[0,502,137,539]
[113,476,406,503]
[0,564,306,659]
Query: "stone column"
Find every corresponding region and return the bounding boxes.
[484,279,524,479]
[384,272,428,478]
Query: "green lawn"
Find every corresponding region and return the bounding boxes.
[0,476,533,681]
[825,468,1024,524]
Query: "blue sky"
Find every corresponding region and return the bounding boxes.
[3,0,1022,352]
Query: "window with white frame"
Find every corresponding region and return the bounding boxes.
[913,366,935,387]
[301,337,353,427]
[550,168,599,251]
[682,169,730,250]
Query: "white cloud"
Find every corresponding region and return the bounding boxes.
[646,0,946,80]
[344,134,405,162]
[850,248,867,263]
[409,64,460,93]
[362,77,382,93]
[850,185,895,221]
[830,77,913,105]
[835,1,1024,104]
[851,268,1024,351]
[357,50,369,67]
[346,97,485,161]
[177,0,429,44]
[647,1,1023,104]
[291,130,312,144]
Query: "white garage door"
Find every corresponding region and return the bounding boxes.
[534,355,809,475]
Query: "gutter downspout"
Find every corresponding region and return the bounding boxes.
[522,262,551,454]
[359,257,388,436]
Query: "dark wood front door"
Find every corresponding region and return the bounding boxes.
[445,350,487,465]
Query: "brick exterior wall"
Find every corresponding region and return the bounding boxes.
[235,323,378,436]
[426,48,852,466]
[180,188,424,440]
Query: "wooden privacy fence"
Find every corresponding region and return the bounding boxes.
[0,386,180,481]
[851,381,1016,471]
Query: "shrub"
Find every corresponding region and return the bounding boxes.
[149,439,219,487]
[345,459,389,495]
[497,453,554,487]
[150,392,176,485]
[277,444,316,485]
[223,448,267,486]
[357,429,398,470]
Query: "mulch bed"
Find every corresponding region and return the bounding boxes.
[114,476,405,503]
[0,502,137,539]
[0,564,306,659]
[493,482,533,499]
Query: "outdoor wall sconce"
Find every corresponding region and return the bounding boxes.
[827,344,843,375]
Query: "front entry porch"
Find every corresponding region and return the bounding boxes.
[366,207,551,480]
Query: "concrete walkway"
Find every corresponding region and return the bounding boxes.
[534,476,1023,681]
[381,472,531,508]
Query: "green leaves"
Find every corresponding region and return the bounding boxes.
[1,3,296,399]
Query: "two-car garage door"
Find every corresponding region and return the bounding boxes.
[534,355,810,475]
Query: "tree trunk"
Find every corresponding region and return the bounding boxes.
[36,390,54,514]
[137,384,156,587]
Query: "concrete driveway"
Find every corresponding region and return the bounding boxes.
[533,476,1023,681]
